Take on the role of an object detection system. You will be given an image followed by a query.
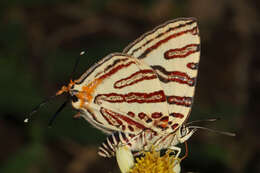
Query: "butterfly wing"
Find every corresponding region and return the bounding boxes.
[72,53,170,134]
[123,18,200,132]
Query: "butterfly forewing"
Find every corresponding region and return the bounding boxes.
[72,53,170,134]
[123,18,200,132]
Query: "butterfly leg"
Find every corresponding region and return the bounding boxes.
[180,142,188,160]
[73,112,81,119]
[168,146,181,158]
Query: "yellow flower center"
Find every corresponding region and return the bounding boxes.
[129,148,180,173]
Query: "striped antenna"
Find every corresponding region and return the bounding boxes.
[70,51,85,79]
[185,118,236,136]
[24,95,56,123]
[185,117,220,125]
[189,125,236,136]
[48,100,69,127]
[24,51,86,124]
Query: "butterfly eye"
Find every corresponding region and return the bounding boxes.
[71,95,78,102]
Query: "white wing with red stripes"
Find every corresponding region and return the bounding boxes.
[69,18,200,136]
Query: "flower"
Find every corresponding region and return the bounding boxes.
[116,146,181,173]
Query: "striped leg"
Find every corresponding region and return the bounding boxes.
[168,146,181,159]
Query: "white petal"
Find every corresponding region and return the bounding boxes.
[173,160,181,173]
[116,146,134,173]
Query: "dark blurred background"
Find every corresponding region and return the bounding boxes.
[1,0,259,173]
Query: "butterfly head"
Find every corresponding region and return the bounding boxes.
[176,125,197,144]
[56,78,103,110]
[56,80,76,96]
[56,80,76,99]
[55,80,81,107]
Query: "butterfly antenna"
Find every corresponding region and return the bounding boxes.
[48,100,69,127]
[24,95,57,123]
[185,117,220,125]
[70,51,85,79]
[189,125,236,136]
[25,51,86,124]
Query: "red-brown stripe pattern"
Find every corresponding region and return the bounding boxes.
[76,56,131,85]
[138,26,198,59]
[152,65,195,86]
[164,44,199,59]
[100,107,122,127]
[94,90,166,104]
[100,107,148,132]
[151,112,163,119]
[99,59,136,81]
[171,123,179,130]
[169,112,184,119]
[167,95,193,107]
[124,19,198,58]
[186,62,199,70]
[114,69,157,89]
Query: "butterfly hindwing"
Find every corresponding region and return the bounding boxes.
[123,18,200,132]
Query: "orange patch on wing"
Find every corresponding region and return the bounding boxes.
[153,116,169,129]
[159,123,168,129]
[77,78,103,107]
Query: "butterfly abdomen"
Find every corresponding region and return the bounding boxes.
[98,132,134,158]
[98,130,179,158]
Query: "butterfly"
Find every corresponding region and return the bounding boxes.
[27,17,201,158]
